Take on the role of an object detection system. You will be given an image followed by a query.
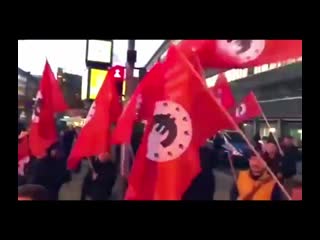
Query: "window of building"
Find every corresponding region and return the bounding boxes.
[242,122,254,139]
[225,68,248,82]
[282,121,302,147]
[259,121,278,138]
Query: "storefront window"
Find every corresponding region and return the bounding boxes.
[282,121,302,147]
[243,122,254,139]
[259,121,278,138]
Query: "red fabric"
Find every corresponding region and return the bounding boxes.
[233,91,262,123]
[291,187,302,200]
[18,134,30,162]
[178,40,302,69]
[109,65,124,122]
[29,61,68,158]
[111,63,163,144]
[125,46,236,200]
[210,73,236,110]
[67,66,121,170]
[112,65,125,83]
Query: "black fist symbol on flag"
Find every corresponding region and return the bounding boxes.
[153,113,177,148]
[217,40,265,63]
[235,103,247,118]
[147,101,192,162]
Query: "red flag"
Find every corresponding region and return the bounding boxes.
[233,91,262,123]
[67,66,121,170]
[210,73,236,110]
[18,133,30,162]
[178,40,302,69]
[29,61,68,158]
[291,187,302,200]
[125,46,236,200]
[110,65,124,122]
[111,63,163,144]
[18,133,30,175]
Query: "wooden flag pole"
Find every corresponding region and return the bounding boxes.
[252,93,284,156]
[227,153,237,184]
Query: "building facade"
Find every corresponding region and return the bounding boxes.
[207,60,302,146]
[57,68,83,109]
[18,68,40,123]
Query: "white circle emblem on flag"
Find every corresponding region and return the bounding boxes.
[83,102,96,126]
[216,40,265,63]
[146,100,192,162]
[235,103,246,117]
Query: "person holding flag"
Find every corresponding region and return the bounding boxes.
[67,65,123,200]
[124,45,236,200]
[21,61,69,200]
[67,66,123,171]
[28,61,68,159]
[230,145,284,201]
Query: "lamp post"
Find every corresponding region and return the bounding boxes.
[116,40,136,199]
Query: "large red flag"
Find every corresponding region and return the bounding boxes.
[210,73,236,110]
[178,40,302,69]
[29,61,68,158]
[110,65,124,123]
[67,66,122,170]
[125,46,236,200]
[233,91,262,124]
[111,63,163,144]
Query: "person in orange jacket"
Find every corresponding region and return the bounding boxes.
[230,146,284,201]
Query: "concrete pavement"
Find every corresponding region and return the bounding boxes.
[213,170,234,200]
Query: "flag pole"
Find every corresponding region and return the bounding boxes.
[221,132,237,184]
[235,127,291,200]
[252,93,285,156]
[227,153,237,184]
[120,144,127,177]
[118,40,136,199]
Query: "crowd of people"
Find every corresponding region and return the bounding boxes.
[18,121,301,201]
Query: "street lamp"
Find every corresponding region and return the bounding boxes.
[116,40,137,200]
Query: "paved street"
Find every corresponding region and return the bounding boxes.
[59,162,89,200]
[213,170,234,200]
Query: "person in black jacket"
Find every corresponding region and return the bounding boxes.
[280,136,301,191]
[81,153,117,200]
[182,146,216,200]
[25,143,70,200]
[62,127,76,158]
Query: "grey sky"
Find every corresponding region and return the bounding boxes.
[18,40,165,76]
